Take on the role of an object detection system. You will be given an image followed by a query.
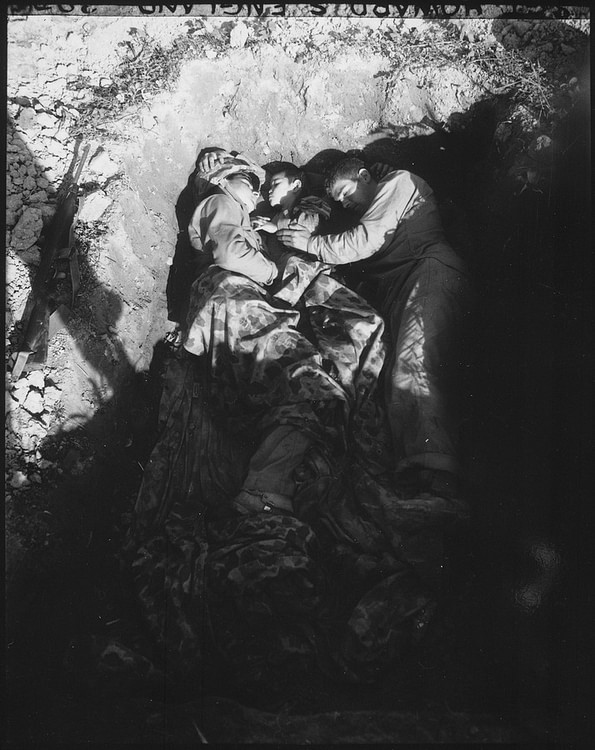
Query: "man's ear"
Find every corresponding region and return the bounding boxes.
[358,169,372,184]
[291,178,303,192]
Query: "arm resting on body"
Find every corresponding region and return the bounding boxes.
[305,170,420,265]
[189,195,277,285]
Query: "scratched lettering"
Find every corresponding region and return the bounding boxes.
[8,3,580,18]
[210,4,286,14]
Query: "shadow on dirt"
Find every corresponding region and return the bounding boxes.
[6,124,172,743]
[6,53,591,742]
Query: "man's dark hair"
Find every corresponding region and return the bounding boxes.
[325,157,366,194]
[267,161,305,185]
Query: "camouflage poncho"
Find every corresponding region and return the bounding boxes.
[125,249,460,691]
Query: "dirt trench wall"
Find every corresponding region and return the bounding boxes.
[6,12,589,479]
[7,15,487,437]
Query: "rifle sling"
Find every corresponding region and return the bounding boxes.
[55,241,80,306]
[11,351,32,380]
[69,249,81,306]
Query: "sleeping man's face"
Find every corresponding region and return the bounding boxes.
[328,169,376,214]
[224,173,261,212]
[268,171,301,210]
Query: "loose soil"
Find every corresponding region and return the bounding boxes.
[5,10,592,745]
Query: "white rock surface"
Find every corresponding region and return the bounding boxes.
[28,371,46,390]
[78,191,112,222]
[88,150,120,180]
[23,390,45,415]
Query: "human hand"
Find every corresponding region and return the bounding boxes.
[276,224,313,252]
[251,216,277,233]
[295,210,319,234]
[197,148,232,173]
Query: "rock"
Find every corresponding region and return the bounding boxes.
[36,94,54,108]
[44,78,67,95]
[88,150,120,180]
[408,104,424,121]
[17,107,37,129]
[10,471,30,489]
[6,211,18,228]
[12,95,32,107]
[512,20,532,35]
[230,21,249,48]
[37,112,59,129]
[45,139,69,160]
[29,190,49,203]
[12,376,30,397]
[11,207,43,251]
[16,246,41,267]
[23,390,45,415]
[6,194,22,211]
[37,177,50,190]
[28,371,45,390]
[23,176,37,191]
[78,191,111,222]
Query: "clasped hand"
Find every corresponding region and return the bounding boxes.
[276,224,314,253]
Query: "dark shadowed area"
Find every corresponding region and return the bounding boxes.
[5,10,591,746]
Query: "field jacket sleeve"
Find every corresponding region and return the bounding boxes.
[306,171,419,265]
[189,194,277,285]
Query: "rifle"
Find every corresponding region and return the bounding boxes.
[11,144,90,379]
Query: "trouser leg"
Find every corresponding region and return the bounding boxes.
[386,260,472,478]
[242,425,312,497]
[186,269,347,509]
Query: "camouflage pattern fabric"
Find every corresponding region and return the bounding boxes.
[125,260,452,690]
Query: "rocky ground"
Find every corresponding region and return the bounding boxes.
[5,10,592,746]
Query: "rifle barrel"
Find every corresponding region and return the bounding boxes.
[73,144,90,185]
